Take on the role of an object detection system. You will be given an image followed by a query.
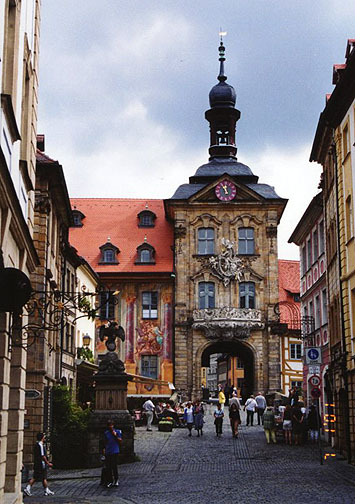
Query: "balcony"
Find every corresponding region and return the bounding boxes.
[192,307,264,340]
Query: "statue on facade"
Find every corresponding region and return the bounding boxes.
[99,321,125,352]
[209,238,245,286]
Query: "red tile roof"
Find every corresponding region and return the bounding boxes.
[69,199,173,274]
[278,259,300,300]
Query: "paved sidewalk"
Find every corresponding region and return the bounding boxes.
[23,406,355,504]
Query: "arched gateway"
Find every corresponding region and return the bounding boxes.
[164,40,287,401]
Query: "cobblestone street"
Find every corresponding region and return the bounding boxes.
[23,407,355,504]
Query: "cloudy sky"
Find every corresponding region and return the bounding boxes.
[37,0,355,259]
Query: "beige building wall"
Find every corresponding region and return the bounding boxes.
[0,1,41,502]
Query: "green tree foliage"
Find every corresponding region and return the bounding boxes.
[77,346,94,363]
[50,385,90,469]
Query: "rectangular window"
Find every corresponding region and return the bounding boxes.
[290,343,302,360]
[198,282,215,309]
[315,295,320,329]
[198,228,214,255]
[343,124,350,158]
[319,220,325,254]
[345,195,353,241]
[99,291,115,320]
[322,289,327,325]
[142,291,158,318]
[291,380,303,390]
[307,239,312,269]
[236,358,244,369]
[141,355,158,379]
[313,229,318,261]
[302,246,307,276]
[239,282,255,309]
[238,228,255,255]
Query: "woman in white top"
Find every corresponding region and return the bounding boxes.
[183,402,195,437]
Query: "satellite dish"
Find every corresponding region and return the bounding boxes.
[0,268,32,312]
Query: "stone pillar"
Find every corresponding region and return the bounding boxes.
[5,315,27,498]
[0,313,10,502]
[88,352,134,468]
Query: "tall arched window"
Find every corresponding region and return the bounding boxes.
[239,282,255,309]
[198,282,215,309]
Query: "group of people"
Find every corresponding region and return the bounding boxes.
[214,392,242,437]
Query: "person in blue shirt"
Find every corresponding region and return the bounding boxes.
[104,419,122,487]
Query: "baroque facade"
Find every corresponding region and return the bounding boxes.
[0,2,41,502]
[164,41,287,399]
[310,39,355,463]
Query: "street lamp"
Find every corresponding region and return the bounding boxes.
[82,333,91,348]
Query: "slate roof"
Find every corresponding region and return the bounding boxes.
[192,158,255,178]
[69,199,173,274]
[171,182,282,200]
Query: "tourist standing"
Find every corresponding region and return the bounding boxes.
[244,395,257,426]
[282,404,293,445]
[255,392,267,425]
[223,383,230,407]
[214,403,224,437]
[291,403,305,445]
[184,402,195,436]
[104,419,122,488]
[23,433,54,497]
[307,404,321,444]
[218,384,226,411]
[194,400,204,437]
[229,402,241,437]
[143,396,155,431]
[263,406,277,444]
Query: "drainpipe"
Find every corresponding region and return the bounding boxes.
[332,133,351,464]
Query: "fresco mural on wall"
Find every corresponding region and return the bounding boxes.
[135,320,164,356]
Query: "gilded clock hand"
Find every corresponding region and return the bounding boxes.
[222,184,228,194]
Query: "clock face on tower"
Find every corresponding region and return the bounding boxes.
[215,180,237,201]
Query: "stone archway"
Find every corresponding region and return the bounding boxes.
[195,339,256,400]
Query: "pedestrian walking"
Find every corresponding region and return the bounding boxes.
[223,383,230,407]
[291,403,305,445]
[229,402,241,437]
[263,406,277,444]
[218,384,226,411]
[194,400,204,437]
[214,402,224,437]
[307,405,321,443]
[184,402,195,436]
[104,419,122,488]
[244,395,257,426]
[282,404,293,445]
[23,433,54,497]
[142,396,155,431]
[255,391,267,425]
[229,392,241,410]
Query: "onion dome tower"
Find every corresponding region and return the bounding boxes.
[205,38,241,159]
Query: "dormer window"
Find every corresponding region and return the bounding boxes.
[138,210,156,228]
[72,209,85,227]
[135,242,155,264]
[99,240,119,264]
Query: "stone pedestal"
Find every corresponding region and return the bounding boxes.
[87,352,134,467]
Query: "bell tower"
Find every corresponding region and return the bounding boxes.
[205,39,241,159]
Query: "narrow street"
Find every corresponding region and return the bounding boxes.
[24,407,355,504]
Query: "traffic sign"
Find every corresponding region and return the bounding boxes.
[309,365,321,374]
[308,375,321,386]
[311,387,321,399]
[306,347,322,364]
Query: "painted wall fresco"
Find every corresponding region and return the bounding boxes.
[96,283,173,397]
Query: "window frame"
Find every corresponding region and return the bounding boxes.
[197,227,215,255]
[198,281,215,309]
[239,282,255,309]
[141,355,158,379]
[238,227,255,255]
[289,343,302,360]
[142,291,158,319]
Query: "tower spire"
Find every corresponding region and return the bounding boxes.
[205,36,241,159]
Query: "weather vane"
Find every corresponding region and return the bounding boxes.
[219,28,227,43]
